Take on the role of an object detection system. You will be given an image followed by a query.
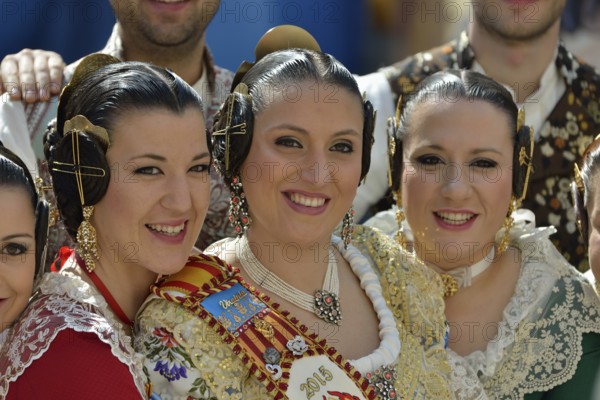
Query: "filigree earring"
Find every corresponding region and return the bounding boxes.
[229,176,251,236]
[394,191,408,250]
[51,116,108,272]
[77,205,99,272]
[341,207,355,249]
[497,197,516,254]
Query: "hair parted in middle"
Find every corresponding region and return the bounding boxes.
[44,54,207,238]
[211,26,375,190]
[387,69,533,201]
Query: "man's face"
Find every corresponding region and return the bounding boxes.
[474,0,566,41]
[111,0,221,47]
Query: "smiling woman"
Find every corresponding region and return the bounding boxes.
[135,25,453,400]
[0,54,211,399]
[367,69,600,399]
[0,144,48,341]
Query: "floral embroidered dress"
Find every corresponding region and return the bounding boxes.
[357,31,600,271]
[0,256,148,399]
[135,227,453,399]
[366,209,600,399]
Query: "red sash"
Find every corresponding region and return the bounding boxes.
[152,254,376,400]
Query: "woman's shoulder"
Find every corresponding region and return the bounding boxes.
[2,329,144,399]
[1,285,145,398]
[137,252,238,325]
[351,223,401,261]
[152,253,235,300]
[352,224,441,283]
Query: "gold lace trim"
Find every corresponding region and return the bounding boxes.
[351,225,454,399]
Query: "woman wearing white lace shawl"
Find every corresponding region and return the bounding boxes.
[367,70,600,399]
[135,25,453,400]
[0,54,212,399]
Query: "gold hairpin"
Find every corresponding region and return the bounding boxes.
[516,126,534,205]
[64,115,110,147]
[51,129,106,206]
[34,177,53,196]
[212,84,249,174]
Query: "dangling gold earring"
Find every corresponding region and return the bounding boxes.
[394,190,408,250]
[497,197,516,254]
[51,116,108,272]
[341,207,355,249]
[77,205,99,272]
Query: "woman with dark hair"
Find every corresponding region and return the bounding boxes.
[368,69,600,399]
[0,143,48,341]
[136,26,452,400]
[0,54,212,399]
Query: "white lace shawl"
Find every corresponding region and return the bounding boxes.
[0,270,148,398]
[366,208,600,399]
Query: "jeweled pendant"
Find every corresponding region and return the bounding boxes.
[440,274,458,297]
[314,289,342,325]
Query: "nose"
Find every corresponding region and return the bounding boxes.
[298,149,330,185]
[160,174,193,213]
[440,162,472,200]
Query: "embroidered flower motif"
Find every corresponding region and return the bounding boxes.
[154,360,188,382]
[563,151,576,162]
[548,213,561,227]
[153,327,179,348]
[142,325,197,386]
[535,193,547,206]
[541,142,554,157]
[566,120,579,136]
[286,335,308,356]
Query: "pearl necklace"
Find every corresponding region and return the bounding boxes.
[237,235,342,325]
[428,246,496,297]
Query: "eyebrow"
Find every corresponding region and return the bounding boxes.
[130,152,211,162]
[2,233,34,241]
[271,124,361,137]
[420,144,503,155]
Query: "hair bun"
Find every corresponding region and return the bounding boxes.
[231,25,321,91]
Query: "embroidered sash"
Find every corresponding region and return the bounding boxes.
[152,254,375,400]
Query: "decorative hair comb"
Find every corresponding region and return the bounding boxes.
[212,83,250,174]
[231,25,321,90]
[59,54,121,113]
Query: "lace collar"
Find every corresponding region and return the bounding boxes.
[0,268,148,398]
